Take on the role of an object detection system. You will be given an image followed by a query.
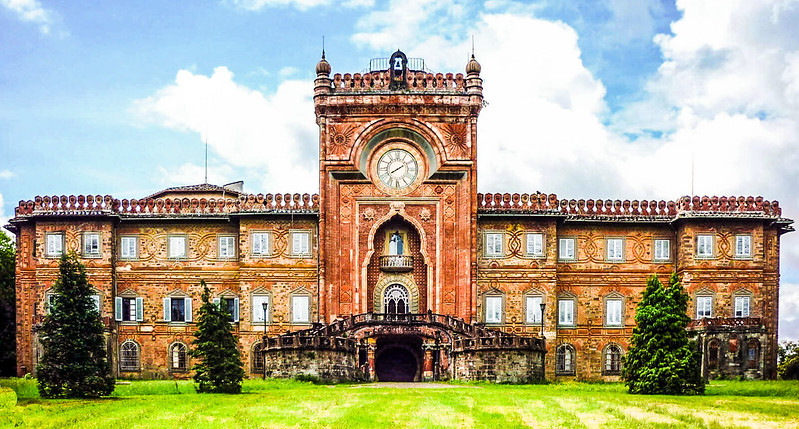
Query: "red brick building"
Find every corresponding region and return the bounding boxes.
[7,51,793,381]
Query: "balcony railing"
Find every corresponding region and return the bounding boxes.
[688,317,762,329]
[379,255,413,272]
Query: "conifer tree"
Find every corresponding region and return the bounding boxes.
[0,233,15,376]
[37,253,114,397]
[190,281,244,393]
[623,272,704,395]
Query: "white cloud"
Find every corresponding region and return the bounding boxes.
[348,0,799,340]
[227,0,371,10]
[134,66,317,193]
[0,170,14,179]
[0,0,55,34]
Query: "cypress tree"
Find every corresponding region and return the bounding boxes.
[190,281,244,393]
[36,253,114,398]
[623,272,704,394]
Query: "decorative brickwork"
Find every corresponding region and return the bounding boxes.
[6,50,792,382]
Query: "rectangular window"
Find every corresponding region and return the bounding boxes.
[735,235,752,258]
[83,232,100,257]
[252,232,271,256]
[291,231,311,256]
[654,239,670,261]
[116,296,144,322]
[606,238,624,261]
[696,234,714,258]
[91,294,101,315]
[46,293,58,314]
[485,296,503,324]
[218,235,236,259]
[734,295,750,318]
[214,297,239,322]
[558,238,575,261]
[485,233,503,257]
[252,295,270,323]
[120,236,138,259]
[292,295,310,323]
[606,299,622,326]
[168,236,187,259]
[163,297,192,322]
[525,295,543,324]
[558,299,574,326]
[696,296,713,318]
[46,233,64,257]
[526,233,544,257]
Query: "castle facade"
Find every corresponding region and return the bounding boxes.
[7,51,792,382]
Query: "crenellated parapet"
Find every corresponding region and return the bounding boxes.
[477,193,783,218]
[14,193,320,217]
[328,71,466,93]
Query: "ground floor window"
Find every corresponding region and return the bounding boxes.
[556,344,575,375]
[170,342,188,371]
[747,339,760,369]
[708,340,720,370]
[603,344,622,375]
[119,340,140,371]
[252,342,265,373]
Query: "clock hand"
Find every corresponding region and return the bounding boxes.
[390,165,404,174]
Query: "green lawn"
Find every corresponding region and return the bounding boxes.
[2,378,798,428]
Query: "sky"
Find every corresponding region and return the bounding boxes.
[1,0,798,340]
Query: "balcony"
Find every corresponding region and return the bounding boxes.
[379,255,413,272]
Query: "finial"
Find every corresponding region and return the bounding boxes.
[322,35,325,59]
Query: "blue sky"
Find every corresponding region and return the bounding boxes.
[2,0,798,340]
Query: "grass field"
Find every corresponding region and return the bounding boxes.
[2,378,798,429]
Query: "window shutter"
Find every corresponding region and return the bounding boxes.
[233,297,240,322]
[293,233,302,254]
[163,298,171,322]
[91,295,101,314]
[185,298,192,322]
[115,297,123,321]
[136,297,144,321]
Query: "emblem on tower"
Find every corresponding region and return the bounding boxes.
[389,50,408,90]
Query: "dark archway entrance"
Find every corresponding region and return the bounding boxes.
[374,336,422,382]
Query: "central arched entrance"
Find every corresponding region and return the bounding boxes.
[374,336,422,382]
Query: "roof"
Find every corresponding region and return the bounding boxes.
[145,183,243,199]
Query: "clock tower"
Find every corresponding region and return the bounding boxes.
[314,50,484,322]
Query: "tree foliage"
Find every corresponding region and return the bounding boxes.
[777,340,799,380]
[190,281,244,393]
[36,253,114,397]
[0,233,15,376]
[623,273,704,395]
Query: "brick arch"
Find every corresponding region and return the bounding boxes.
[351,119,446,177]
[361,203,432,313]
[372,273,420,313]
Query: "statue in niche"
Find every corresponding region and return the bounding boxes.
[389,231,404,255]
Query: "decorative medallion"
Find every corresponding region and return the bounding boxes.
[362,207,376,221]
[327,124,357,158]
[441,123,469,159]
[419,207,431,222]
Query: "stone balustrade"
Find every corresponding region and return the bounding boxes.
[15,193,320,216]
[476,193,782,217]
[330,71,466,93]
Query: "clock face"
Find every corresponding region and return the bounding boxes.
[376,149,419,189]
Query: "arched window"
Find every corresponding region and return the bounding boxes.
[708,340,720,370]
[603,344,623,375]
[119,340,140,372]
[384,284,409,314]
[169,342,188,372]
[747,339,760,369]
[252,342,265,373]
[556,344,575,375]
[389,231,404,255]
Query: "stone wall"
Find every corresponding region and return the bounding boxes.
[263,348,362,383]
[451,349,544,383]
